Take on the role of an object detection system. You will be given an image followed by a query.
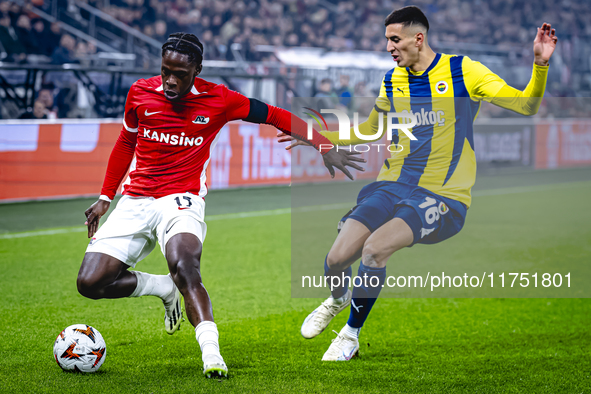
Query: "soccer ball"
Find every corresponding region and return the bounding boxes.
[53,324,107,373]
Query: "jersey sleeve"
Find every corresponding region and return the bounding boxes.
[463,57,549,116]
[99,85,140,199]
[221,85,334,154]
[223,86,250,122]
[462,57,507,100]
[123,82,140,132]
[100,129,137,199]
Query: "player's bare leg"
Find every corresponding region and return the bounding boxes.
[323,217,414,361]
[326,219,370,270]
[165,233,227,378]
[82,199,181,334]
[301,219,371,339]
[362,217,414,268]
[77,253,137,299]
[77,252,181,334]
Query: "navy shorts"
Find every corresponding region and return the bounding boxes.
[339,181,467,246]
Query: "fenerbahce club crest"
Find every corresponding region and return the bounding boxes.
[436,81,448,94]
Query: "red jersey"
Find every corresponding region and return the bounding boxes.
[100,76,332,200]
[105,77,250,199]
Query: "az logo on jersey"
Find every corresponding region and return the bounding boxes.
[192,115,210,124]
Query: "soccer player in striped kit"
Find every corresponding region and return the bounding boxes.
[77,33,363,377]
[281,6,557,360]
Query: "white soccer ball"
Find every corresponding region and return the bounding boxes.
[53,324,107,373]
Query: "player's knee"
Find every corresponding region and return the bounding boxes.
[326,251,349,271]
[166,236,202,269]
[176,257,201,276]
[361,243,387,269]
[170,251,202,288]
[76,273,101,299]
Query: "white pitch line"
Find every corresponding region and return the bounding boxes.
[471,180,590,197]
[0,227,87,239]
[1,180,589,240]
[206,208,291,221]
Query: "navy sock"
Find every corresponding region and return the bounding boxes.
[347,263,386,328]
[324,256,352,299]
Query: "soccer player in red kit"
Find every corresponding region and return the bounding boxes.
[77,33,362,378]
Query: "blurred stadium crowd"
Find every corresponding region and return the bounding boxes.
[1,0,590,119]
[4,0,589,63]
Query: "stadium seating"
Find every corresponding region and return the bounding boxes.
[1,0,590,119]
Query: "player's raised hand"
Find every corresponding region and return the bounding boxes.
[276,132,366,179]
[277,131,311,150]
[84,200,110,238]
[322,147,366,180]
[533,23,557,67]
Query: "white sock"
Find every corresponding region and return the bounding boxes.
[341,323,360,339]
[195,321,221,358]
[129,271,174,299]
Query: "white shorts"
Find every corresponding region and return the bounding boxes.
[86,193,207,267]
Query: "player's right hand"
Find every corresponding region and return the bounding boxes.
[277,132,366,180]
[533,23,557,66]
[85,200,110,238]
[322,147,365,180]
[277,131,310,150]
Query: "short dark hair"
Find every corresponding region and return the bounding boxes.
[162,33,204,66]
[384,6,429,32]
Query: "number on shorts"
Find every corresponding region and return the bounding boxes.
[419,197,440,225]
[418,197,436,208]
[175,196,193,208]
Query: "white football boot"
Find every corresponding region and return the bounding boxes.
[163,274,182,335]
[301,289,352,339]
[203,354,228,378]
[322,330,360,361]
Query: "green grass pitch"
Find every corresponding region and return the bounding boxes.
[0,167,590,393]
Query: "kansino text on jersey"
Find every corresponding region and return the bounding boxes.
[143,129,204,146]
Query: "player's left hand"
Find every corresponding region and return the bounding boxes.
[322,147,366,180]
[533,23,558,66]
[84,199,110,238]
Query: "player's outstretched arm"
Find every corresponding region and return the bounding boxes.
[264,104,366,180]
[227,93,366,180]
[475,24,557,116]
[470,23,557,116]
[277,97,390,150]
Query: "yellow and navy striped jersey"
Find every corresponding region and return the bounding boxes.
[322,53,548,207]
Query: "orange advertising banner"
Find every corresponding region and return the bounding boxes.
[3,119,590,202]
[535,121,591,169]
[0,122,121,201]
